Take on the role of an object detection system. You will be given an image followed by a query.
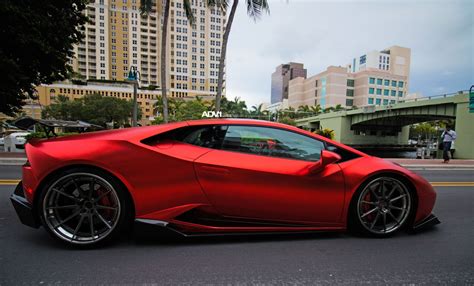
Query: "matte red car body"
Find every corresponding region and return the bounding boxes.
[21,119,437,235]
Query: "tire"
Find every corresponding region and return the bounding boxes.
[348,175,414,237]
[37,167,132,248]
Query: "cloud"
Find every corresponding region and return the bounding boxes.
[225,0,473,106]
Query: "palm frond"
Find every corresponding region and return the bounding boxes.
[246,0,269,19]
[183,0,196,25]
[140,0,154,16]
[206,0,230,13]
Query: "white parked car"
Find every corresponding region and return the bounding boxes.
[3,132,30,152]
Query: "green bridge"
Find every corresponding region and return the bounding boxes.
[295,92,474,159]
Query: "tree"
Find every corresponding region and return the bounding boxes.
[0,0,88,116]
[42,94,141,127]
[140,0,194,123]
[334,104,344,111]
[315,128,335,140]
[208,0,270,112]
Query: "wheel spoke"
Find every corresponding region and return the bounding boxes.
[88,179,95,199]
[388,210,400,226]
[361,200,377,206]
[88,213,95,239]
[370,188,380,200]
[72,215,86,240]
[361,207,379,218]
[96,205,118,210]
[53,188,80,202]
[382,212,387,232]
[94,210,112,229]
[390,194,407,203]
[53,209,82,228]
[389,206,407,211]
[379,180,386,199]
[46,205,78,210]
[71,178,81,192]
[370,212,380,229]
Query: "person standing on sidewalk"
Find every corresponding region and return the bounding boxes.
[441,126,457,163]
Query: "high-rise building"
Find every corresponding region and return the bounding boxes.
[26,0,227,125]
[271,62,307,104]
[70,0,226,98]
[287,46,411,109]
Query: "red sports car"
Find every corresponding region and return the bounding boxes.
[11,119,439,247]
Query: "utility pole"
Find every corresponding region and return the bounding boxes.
[127,66,140,127]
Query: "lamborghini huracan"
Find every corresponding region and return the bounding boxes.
[11,119,439,247]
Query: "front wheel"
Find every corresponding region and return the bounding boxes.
[38,169,131,247]
[349,176,414,237]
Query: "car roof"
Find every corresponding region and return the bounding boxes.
[186,118,293,129]
[184,118,367,157]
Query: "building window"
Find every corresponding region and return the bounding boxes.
[369,88,375,94]
[384,79,390,86]
[346,89,354,97]
[376,88,382,95]
[369,77,375,84]
[398,91,404,97]
[376,78,382,85]
[376,98,381,105]
[383,89,389,96]
[390,100,396,104]
[315,80,318,87]
[398,81,404,88]
[314,90,318,97]
[368,98,374,104]
[346,99,353,106]
[347,79,354,87]
[383,99,389,105]
[391,90,396,97]
[391,80,397,87]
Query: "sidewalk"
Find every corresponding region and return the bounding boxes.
[388,158,474,168]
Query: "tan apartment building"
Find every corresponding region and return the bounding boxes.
[71,0,226,98]
[287,46,411,109]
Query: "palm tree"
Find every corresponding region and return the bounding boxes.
[141,0,195,123]
[251,103,263,116]
[208,0,270,112]
[310,104,322,115]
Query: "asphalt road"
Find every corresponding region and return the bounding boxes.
[0,165,473,285]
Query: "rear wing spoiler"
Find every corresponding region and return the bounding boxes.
[13,117,103,138]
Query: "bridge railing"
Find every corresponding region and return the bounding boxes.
[398,90,468,104]
[295,90,469,119]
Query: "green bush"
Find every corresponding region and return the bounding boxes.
[25,132,79,140]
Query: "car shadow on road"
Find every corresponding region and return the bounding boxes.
[128,223,347,247]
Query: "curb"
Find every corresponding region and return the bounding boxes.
[0,158,27,165]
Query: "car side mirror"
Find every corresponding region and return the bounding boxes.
[307,150,341,174]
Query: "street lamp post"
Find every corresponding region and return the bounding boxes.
[127,66,140,127]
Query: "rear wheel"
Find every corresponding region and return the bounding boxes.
[349,176,413,237]
[38,168,131,247]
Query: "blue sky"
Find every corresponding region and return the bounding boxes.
[225,0,473,107]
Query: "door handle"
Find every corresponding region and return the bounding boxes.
[200,165,230,175]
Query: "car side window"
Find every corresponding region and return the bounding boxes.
[178,125,228,149]
[221,126,325,161]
